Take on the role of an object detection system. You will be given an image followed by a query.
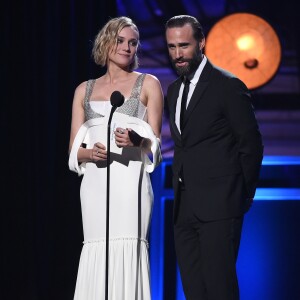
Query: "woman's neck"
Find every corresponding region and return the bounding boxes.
[105,64,133,84]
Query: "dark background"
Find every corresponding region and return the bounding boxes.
[3,1,117,299]
[2,0,299,299]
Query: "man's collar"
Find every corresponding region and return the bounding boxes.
[189,55,207,85]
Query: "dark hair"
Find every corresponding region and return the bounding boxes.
[165,15,204,42]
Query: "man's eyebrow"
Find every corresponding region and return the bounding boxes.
[167,42,190,46]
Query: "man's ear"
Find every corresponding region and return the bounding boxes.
[200,38,205,50]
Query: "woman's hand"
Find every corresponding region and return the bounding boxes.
[114,127,151,151]
[114,127,134,148]
[90,142,107,161]
[115,127,144,148]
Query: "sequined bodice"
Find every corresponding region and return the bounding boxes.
[84,74,147,121]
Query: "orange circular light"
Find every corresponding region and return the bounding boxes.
[205,13,282,90]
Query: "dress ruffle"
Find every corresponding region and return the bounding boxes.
[74,238,151,300]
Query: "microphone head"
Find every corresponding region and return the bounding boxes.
[110,91,125,107]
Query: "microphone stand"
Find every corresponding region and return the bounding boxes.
[105,106,116,300]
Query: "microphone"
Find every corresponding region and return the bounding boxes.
[108,90,124,126]
[110,90,125,109]
[105,90,124,300]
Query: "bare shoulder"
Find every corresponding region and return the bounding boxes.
[143,73,161,86]
[141,74,164,108]
[74,81,88,97]
[71,81,89,108]
[142,74,163,96]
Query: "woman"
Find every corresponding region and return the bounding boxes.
[68,16,163,300]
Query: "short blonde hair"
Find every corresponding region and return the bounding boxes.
[92,16,140,70]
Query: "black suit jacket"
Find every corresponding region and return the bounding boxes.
[167,59,264,221]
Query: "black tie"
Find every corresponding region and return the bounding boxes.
[180,78,190,130]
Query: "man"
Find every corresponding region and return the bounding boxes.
[165,15,264,300]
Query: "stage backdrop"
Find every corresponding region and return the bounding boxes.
[3,1,116,299]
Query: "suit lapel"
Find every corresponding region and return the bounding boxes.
[168,79,181,140]
[183,82,208,124]
[182,61,213,128]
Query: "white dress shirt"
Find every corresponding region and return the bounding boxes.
[175,55,207,132]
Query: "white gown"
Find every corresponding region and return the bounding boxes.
[68,74,161,300]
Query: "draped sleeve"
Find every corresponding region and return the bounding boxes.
[68,113,162,176]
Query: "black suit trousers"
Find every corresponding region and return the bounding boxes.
[174,182,244,300]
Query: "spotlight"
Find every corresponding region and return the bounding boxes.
[205,13,282,90]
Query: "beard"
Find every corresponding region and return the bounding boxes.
[171,48,202,77]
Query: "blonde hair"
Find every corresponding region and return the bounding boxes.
[92,16,140,70]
